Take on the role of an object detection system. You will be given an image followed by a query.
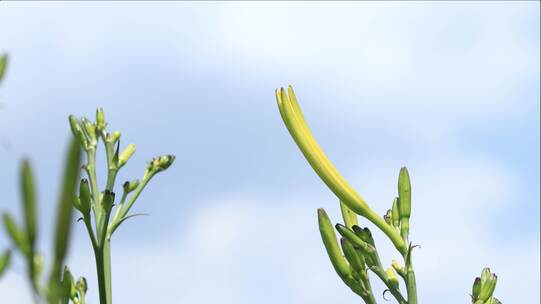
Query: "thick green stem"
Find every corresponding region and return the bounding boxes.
[406,262,417,304]
[103,240,112,304]
[94,247,108,304]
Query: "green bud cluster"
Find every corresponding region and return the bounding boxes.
[276,86,500,304]
[68,108,174,304]
[471,268,500,304]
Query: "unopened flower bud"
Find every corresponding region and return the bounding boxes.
[123,179,140,193]
[68,115,87,147]
[76,277,88,294]
[391,197,400,228]
[386,267,399,289]
[81,117,97,144]
[96,108,106,131]
[101,190,115,213]
[118,144,136,168]
[398,167,411,219]
[108,131,121,144]
[78,179,91,216]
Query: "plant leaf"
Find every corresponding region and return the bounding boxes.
[21,159,37,248]
[0,249,11,278]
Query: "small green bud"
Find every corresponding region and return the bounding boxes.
[146,155,175,176]
[62,266,76,299]
[78,179,91,216]
[386,267,399,289]
[472,277,481,299]
[391,197,400,228]
[81,117,97,144]
[479,273,497,301]
[108,131,121,144]
[391,259,406,278]
[384,209,392,225]
[96,108,106,131]
[33,254,43,278]
[101,190,115,213]
[75,276,88,295]
[118,144,136,168]
[352,225,375,247]
[398,167,411,219]
[123,179,140,193]
[68,115,88,147]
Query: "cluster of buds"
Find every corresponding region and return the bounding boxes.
[384,167,412,243]
[68,108,174,304]
[471,268,500,304]
[61,267,88,304]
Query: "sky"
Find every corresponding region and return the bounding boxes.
[0,2,539,304]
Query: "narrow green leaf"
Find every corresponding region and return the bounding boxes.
[0,249,11,277]
[0,54,7,84]
[50,138,82,280]
[21,160,37,248]
[2,213,30,256]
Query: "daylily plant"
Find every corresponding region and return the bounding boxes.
[275,85,501,304]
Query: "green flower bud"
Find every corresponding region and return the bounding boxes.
[33,254,43,278]
[123,179,140,193]
[146,155,175,177]
[118,144,136,168]
[340,237,365,274]
[62,266,76,299]
[386,267,399,289]
[108,131,121,144]
[398,167,411,219]
[391,197,400,228]
[317,209,352,280]
[479,273,497,301]
[96,108,106,131]
[384,209,392,225]
[472,277,481,299]
[101,190,115,213]
[68,115,88,147]
[76,276,88,295]
[81,117,97,144]
[391,259,406,278]
[352,225,375,247]
[78,179,91,216]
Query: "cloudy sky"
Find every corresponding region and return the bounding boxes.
[0,2,539,304]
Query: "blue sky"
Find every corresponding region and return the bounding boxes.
[0,2,539,303]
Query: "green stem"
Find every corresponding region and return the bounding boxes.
[372,268,407,304]
[406,262,417,304]
[94,247,108,304]
[103,240,113,304]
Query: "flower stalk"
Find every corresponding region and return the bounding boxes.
[68,108,174,304]
[276,85,500,304]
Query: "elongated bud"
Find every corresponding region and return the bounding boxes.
[101,190,115,213]
[386,267,399,289]
[336,224,374,254]
[472,277,481,299]
[118,144,136,168]
[146,155,175,177]
[317,209,352,279]
[78,179,91,216]
[340,238,365,273]
[62,266,77,299]
[96,108,106,131]
[478,273,497,301]
[123,179,140,193]
[81,117,97,144]
[391,197,400,228]
[339,200,358,229]
[68,115,88,147]
[352,225,375,247]
[398,167,411,219]
[391,259,406,278]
